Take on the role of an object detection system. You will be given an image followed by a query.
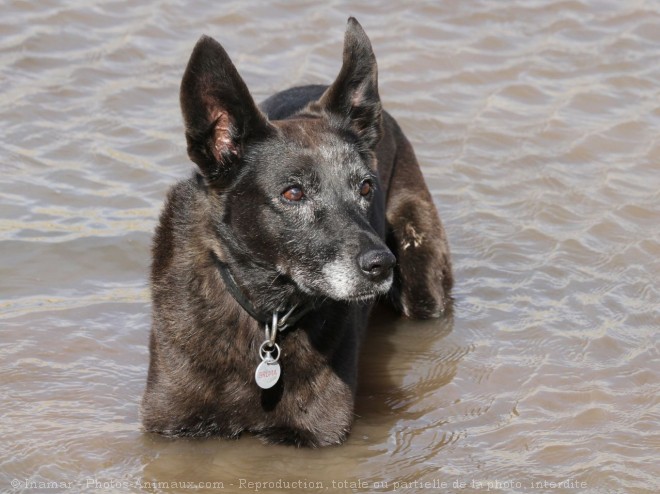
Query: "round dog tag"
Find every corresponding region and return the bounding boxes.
[255,360,281,389]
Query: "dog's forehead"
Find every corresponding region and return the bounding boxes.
[274,118,334,143]
[272,118,359,165]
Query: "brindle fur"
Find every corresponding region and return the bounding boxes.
[141,18,452,447]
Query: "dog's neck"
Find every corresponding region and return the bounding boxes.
[210,252,312,328]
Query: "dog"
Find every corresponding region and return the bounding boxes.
[141,17,452,447]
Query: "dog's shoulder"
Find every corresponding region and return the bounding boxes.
[151,174,205,282]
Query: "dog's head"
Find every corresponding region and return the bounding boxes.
[180,18,394,303]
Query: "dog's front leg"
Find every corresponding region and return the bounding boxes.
[383,130,453,319]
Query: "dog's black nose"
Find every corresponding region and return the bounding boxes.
[358,249,396,281]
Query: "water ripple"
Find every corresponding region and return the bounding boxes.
[1,1,659,492]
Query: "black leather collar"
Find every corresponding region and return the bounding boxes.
[213,253,312,329]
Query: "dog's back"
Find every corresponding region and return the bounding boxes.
[260,85,327,120]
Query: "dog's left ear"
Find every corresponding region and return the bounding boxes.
[320,18,382,150]
[180,36,272,182]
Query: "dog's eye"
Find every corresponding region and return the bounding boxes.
[359,180,372,197]
[282,186,304,202]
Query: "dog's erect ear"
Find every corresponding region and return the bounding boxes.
[320,18,382,150]
[180,36,271,181]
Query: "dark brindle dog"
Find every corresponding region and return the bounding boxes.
[141,18,452,447]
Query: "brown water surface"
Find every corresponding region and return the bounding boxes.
[1,1,659,493]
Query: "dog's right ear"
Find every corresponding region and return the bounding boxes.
[180,36,271,182]
[319,18,382,151]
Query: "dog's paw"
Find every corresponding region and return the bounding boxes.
[389,238,453,319]
[394,272,451,319]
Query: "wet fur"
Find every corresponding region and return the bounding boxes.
[141,18,452,447]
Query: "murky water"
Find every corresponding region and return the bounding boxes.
[2,1,659,493]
